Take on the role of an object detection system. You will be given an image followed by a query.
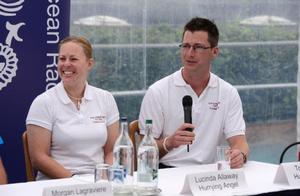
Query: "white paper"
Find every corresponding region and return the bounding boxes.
[180,169,247,196]
[274,162,300,186]
[43,182,112,196]
[181,175,193,194]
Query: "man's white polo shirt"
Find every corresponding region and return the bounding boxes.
[139,69,245,167]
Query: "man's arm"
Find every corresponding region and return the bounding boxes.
[227,135,249,168]
[139,86,195,158]
[154,123,195,158]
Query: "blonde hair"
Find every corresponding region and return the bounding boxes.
[59,36,93,59]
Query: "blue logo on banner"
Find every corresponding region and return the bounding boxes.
[0,0,24,91]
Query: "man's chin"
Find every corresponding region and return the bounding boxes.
[184,64,198,70]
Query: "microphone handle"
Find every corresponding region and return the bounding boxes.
[184,107,193,132]
[183,107,193,152]
[185,127,193,132]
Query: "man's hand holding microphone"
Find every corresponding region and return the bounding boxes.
[162,95,195,152]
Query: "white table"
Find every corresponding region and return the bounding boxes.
[157,161,299,195]
[0,161,299,195]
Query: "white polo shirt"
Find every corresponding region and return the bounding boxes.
[139,69,245,167]
[26,82,119,180]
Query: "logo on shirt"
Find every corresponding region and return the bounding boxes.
[90,115,106,123]
[208,102,220,110]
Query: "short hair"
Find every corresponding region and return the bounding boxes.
[182,17,219,47]
[59,36,93,59]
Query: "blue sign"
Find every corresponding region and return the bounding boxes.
[0,0,70,182]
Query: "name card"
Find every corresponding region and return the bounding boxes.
[43,182,112,196]
[274,162,300,186]
[180,169,247,195]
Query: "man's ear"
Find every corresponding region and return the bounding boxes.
[212,46,219,57]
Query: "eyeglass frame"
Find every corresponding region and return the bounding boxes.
[179,43,214,53]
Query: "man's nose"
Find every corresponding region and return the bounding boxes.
[187,46,196,55]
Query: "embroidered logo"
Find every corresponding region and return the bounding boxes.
[0,0,25,91]
[208,101,220,110]
[90,115,106,123]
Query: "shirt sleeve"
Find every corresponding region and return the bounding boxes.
[0,136,3,156]
[139,86,164,139]
[104,92,120,126]
[224,87,246,139]
[26,94,53,131]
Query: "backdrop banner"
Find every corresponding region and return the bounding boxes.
[0,0,70,182]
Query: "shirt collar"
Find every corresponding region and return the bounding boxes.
[57,82,93,105]
[173,68,218,88]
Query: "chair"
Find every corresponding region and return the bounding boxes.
[279,141,300,164]
[129,120,141,171]
[22,130,36,181]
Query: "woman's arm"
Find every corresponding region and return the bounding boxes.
[103,121,119,165]
[27,124,73,179]
[0,158,7,184]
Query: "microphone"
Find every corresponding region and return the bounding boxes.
[182,95,193,152]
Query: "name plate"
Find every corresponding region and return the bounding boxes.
[180,169,247,195]
[43,182,112,196]
[274,162,300,186]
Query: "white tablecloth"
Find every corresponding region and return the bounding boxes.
[0,161,299,196]
[157,161,299,195]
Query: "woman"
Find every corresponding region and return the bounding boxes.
[0,159,6,184]
[0,136,7,184]
[26,36,120,180]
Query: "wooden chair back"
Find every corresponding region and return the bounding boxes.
[129,120,141,171]
[22,131,36,181]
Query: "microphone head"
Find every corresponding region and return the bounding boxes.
[182,95,193,107]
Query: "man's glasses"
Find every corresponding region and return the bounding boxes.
[179,43,212,53]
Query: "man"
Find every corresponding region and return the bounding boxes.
[0,136,7,184]
[139,17,249,169]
